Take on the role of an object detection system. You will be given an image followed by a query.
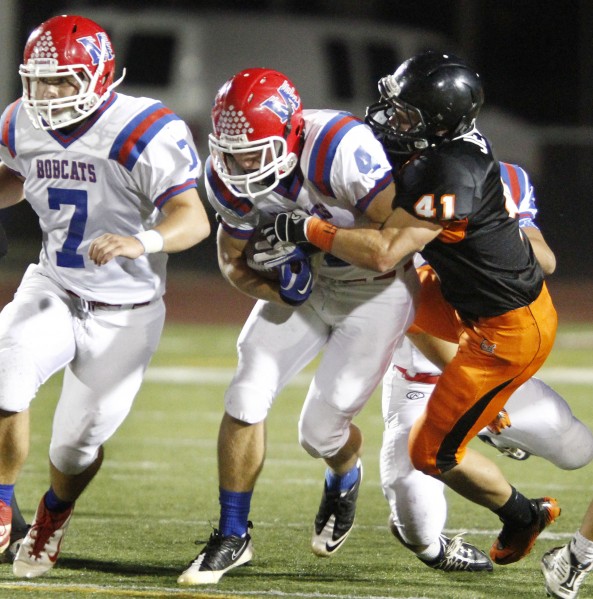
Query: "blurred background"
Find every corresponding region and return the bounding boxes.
[0,0,592,280]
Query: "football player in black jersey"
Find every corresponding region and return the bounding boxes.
[270,51,560,567]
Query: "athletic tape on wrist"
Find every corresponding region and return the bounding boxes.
[306,217,337,252]
[134,230,164,254]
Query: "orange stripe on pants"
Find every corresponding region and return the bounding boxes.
[409,281,557,475]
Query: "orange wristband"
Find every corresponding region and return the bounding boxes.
[306,217,337,252]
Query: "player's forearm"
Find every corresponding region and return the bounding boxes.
[0,165,25,208]
[220,259,285,304]
[328,226,406,272]
[522,228,556,275]
[274,207,429,273]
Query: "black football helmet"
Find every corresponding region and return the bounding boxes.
[365,51,484,157]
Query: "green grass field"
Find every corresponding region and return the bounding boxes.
[1,322,592,599]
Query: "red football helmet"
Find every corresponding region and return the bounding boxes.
[19,15,125,130]
[209,67,304,199]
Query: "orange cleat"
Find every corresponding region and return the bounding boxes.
[490,497,561,565]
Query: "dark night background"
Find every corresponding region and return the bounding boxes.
[4,0,593,280]
[14,0,590,126]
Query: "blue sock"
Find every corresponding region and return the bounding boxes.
[325,463,360,493]
[0,484,14,506]
[43,488,74,513]
[218,488,252,537]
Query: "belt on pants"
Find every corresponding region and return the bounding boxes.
[340,258,414,284]
[66,290,152,311]
[394,365,441,385]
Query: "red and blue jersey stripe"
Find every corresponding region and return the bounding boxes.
[49,92,117,148]
[205,157,253,218]
[308,112,361,197]
[500,161,535,220]
[154,178,198,210]
[109,101,180,171]
[1,100,21,158]
[355,170,393,213]
[500,162,525,206]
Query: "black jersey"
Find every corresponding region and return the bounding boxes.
[394,129,543,319]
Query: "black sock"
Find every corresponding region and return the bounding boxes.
[493,487,534,527]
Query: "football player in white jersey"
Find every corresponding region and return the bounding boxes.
[177,67,423,585]
[0,15,210,578]
[380,162,593,571]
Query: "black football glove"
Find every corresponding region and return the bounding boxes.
[274,210,311,245]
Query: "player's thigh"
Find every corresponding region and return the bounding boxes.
[381,370,435,482]
[310,274,417,414]
[409,265,462,343]
[225,299,328,423]
[382,366,432,426]
[69,299,164,395]
[0,267,76,410]
[298,277,415,454]
[411,305,555,474]
[52,301,166,458]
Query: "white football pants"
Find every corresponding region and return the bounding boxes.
[0,265,165,474]
[225,265,418,459]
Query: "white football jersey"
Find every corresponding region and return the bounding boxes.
[0,92,202,304]
[206,108,398,281]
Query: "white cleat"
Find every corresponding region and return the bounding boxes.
[13,497,73,579]
[177,528,253,585]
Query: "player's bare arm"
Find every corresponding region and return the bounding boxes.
[88,188,210,266]
[363,182,398,226]
[328,207,442,273]
[156,188,211,251]
[522,227,556,275]
[217,227,285,304]
[0,164,25,208]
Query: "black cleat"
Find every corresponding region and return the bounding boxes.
[311,460,362,557]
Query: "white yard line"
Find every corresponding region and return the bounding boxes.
[145,366,593,386]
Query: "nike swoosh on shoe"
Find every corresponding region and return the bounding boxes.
[324,535,348,554]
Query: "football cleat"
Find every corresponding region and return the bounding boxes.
[478,434,531,461]
[177,524,253,585]
[311,459,362,557]
[0,500,12,553]
[0,526,30,565]
[541,544,593,599]
[490,497,561,565]
[13,497,74,578]
[419,533,493,572]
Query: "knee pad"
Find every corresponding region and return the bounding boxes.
[49,442,100,476]
[554,418,593,470]
[0,347,39,412]
[224,382,274,424]
[298,412,349,459]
